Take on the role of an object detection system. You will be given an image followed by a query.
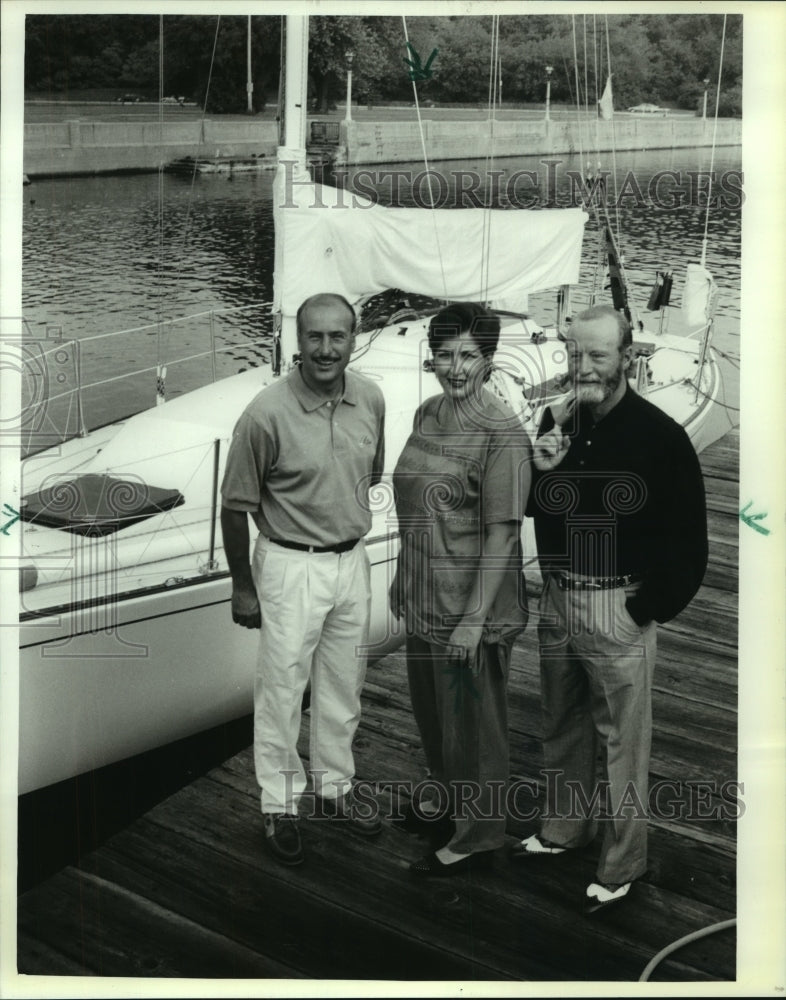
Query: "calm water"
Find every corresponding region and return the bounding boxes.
[22,146,742,432]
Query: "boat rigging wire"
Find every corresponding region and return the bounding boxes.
[207,438,221,569]
[690,384,740,413]
[583,14,589,132]
[571,14,642,332]
[350,323,389,363]
[572,16,602,310]
[604,14,622,253]
[591,14,598,156]
[560,52,576,111]
[157,15,165,378]
[570,17,586,170]
[155,15,222,404]
[63,303,272,345]
[181,17,223,244]
[701,14,727,269]
[480,13,501,303]
[134,441,222,563]
[586,14,597,165]
[401,15,449,301]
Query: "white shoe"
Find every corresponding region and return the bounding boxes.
[584,880,632,914]
[511,833,568,858]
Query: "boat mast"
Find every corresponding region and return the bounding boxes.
[272,14,309,374]
[246,15,253,113]
[282,15,308,153]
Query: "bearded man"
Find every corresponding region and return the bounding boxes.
[515,304,708,914]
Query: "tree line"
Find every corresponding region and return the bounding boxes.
[24,13,742,117]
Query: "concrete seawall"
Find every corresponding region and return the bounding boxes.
[339,116,741,165]
[23,115,740,178]
[24,119,279,177]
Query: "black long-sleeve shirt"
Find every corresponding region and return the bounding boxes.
[526,386,708,625]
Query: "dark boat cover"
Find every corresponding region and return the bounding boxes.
[20,474,184,537]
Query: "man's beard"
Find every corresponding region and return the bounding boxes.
[573,363,625,405]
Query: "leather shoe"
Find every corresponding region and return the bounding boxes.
[510,833,568,859]
[397,801,454,842]
[263,813,303,866]
[409,850,493,878]
[583,880,633,915]
[318,789,382,837]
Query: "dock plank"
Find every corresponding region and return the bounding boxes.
[27,782,733,982]
[18,865,304,979]
[16,427,740,983]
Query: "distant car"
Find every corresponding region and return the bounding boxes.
[627,103,667,115]
[117,94,144,104]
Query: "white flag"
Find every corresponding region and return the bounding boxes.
[598,76,613,120]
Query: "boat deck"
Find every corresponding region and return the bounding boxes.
[16,430,740,984]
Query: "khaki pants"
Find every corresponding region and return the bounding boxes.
[252,536,371,814]
[406,634,511,855]
[537,575,657,884]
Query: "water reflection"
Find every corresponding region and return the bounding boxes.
[22,146,741,428]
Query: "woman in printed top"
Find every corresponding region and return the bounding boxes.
[389,302,532,877]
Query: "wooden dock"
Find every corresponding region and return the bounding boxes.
[16,430,740,983]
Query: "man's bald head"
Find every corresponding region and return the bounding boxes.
[296,293,357,336]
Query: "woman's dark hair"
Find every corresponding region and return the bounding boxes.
[427,302,500,359]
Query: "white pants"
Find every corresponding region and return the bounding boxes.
[251,536,371,814]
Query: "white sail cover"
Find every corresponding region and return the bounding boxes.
[682,262,718,328]
[273,153,587,317]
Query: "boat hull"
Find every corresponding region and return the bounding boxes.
[19,537,401,795]
[17,315,722,793]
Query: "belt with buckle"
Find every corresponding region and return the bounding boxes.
[269,537,359,555]
[554,572,641,591]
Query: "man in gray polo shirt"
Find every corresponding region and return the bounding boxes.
[221,293,385,866]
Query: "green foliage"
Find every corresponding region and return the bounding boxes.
[427,17,495,101]
[158,16,283,112]
[23,12,743,117]
[308,16,402,111]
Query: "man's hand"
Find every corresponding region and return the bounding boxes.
[231,581,261,629]
[533,426,570,470]
[533,393,575,470]
[221,507,260,628]
[388,571,404,620]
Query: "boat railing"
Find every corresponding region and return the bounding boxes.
[20,302,274,456]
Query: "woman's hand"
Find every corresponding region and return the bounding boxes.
[446,620,484,665]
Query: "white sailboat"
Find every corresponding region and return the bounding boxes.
[17,15,725,794]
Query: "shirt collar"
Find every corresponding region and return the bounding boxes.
[288,367,358,412]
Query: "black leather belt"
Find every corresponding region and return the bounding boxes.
[555,572,641,591]
[269,537,359,554]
